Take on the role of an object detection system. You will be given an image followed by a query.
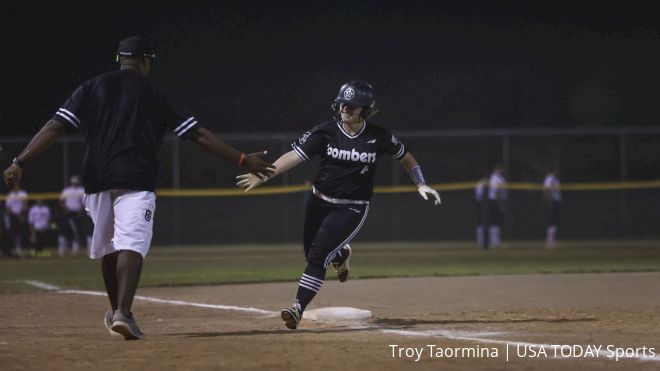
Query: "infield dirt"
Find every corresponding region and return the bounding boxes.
[1,272,659,370]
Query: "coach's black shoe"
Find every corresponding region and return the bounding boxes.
[281,306,302,329]
[104,309,121,336]
[111,311,145,340]
[331,244,352,283]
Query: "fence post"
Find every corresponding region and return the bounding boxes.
[619,132,628,237]
[501,134,511,239]
[171,138,181,245]
[172,137,180,189]
[281,137,291,243]
[392,158,401,241]
[62,139,69,187]
[502,134,510,178]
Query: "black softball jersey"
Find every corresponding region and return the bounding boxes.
[291,120,408,201]
[53,69,199,193]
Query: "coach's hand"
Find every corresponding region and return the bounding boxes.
[236,173,268,192]
[418,184,441,205]
[243,151,276,178]
[3,164,22,189]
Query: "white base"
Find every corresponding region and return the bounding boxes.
[305,307,372,322]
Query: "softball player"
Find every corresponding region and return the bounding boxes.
[3,36,274,340]
[543,169,561,249]
[5,182,28,256]
[58,175,86,256]
[0,205,12,258]
[237,81,441,329]
[28,199,51,255]
[474,172,490,249]
[488,164,507,248]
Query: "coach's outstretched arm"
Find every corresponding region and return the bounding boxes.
[399,152,441,205]
[236,150,302,191]
[3,119,67,189]
[189,127,275,177]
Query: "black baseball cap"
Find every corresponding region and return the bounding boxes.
[116,36,156,60]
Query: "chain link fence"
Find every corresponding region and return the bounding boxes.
[2,127,659,245]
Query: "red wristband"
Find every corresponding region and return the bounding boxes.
[238,152,247,166]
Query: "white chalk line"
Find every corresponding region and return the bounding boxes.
[24,280,660,363]
[23,280,274,315]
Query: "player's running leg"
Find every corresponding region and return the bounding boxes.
[282,198,368,329]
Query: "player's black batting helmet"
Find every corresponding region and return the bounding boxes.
[331,80,376,119]
[116,36,156,62]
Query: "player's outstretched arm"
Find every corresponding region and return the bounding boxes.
[3,119,67,189]
[399,153,441,206]
[236,150,303,192]
[189,127,275,177]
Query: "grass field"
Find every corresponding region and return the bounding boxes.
[1,240,658,293]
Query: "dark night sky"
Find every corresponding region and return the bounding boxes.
[2,1,659,136]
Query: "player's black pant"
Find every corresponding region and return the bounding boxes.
[488,200,503,226]
[303,194,369,268]
[0,213,13,257]
[32,230,48,252]
[476,200,490,249]
[8,214,28,249]
[61,211,87,247]
[547,201,561,227]
[294,193,369,313]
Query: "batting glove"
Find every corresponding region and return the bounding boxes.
[418,184,441,205]
[236,173,268,192]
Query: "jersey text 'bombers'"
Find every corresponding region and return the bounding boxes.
[291,120,407,201]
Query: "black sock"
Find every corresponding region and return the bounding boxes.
[101,251,120,311]
[295,263,326,313]
[116,250,143,315]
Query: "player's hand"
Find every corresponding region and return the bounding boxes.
[236,173,268,192]
[243,151,276,178]
[418,184,441,205]
[3,164,22,189]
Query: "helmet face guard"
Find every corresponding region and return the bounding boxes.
[332,81,376,119]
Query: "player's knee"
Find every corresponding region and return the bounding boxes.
[305,248,326,268]
[305,255,325,268]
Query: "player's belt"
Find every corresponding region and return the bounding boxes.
[312,186,369,205]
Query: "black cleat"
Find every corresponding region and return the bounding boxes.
[281,306,302,329]
[331,244,352,283]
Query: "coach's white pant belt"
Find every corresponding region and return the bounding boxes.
[312,186,369,205]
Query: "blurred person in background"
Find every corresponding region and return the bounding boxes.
[5,182,28,256]
[0,143,17,258]
[543,169,561,250]
[488,164,507,248]
[1,204,17,258]
[58,175,86,256]
[28,198,52,256]
[474,170,490,249]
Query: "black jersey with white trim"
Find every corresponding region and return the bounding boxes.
[291,120,408,201]
[53,69,199,193]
